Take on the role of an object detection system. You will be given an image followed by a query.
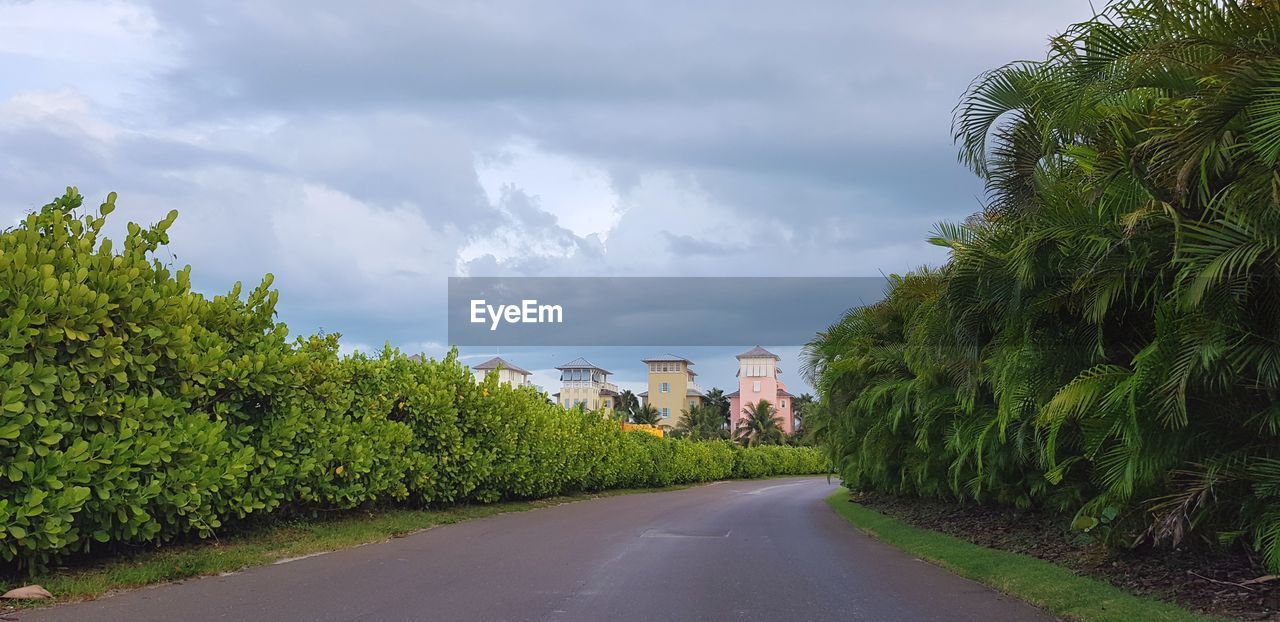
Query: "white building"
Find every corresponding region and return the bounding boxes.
[471,356,532,387]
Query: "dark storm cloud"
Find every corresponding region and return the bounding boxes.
[137,0,1092,260]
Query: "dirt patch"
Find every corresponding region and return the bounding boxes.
[848,492,1279,621]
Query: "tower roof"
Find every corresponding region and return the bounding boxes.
[736,346,780,360]
[472,356,530,375]
[556,357,611,374]
[641,354,693,364]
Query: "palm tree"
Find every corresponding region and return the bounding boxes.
[614,389,640,421]
[791,393,814,431]
[704,387,730,428]
[734,400,785,447]
[805,0,1280,572]
[675,404,728,441]
[630,404,662,426]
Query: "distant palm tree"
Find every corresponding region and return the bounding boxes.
[675,404,728,441]
[704,387,730,427]
[791,393,815,432]
[631,403,662,426]
[616,389,640,419]
[734,400,784,447]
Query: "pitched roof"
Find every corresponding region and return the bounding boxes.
[472,356,530,375]
[555,357,611,374]
[686,388,705,397]
[725,390,740,398]
[736,345,780,360]
[641,354,693,364]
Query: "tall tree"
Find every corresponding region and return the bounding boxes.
[675,404,729,441]
[734,400,785,447]
[630,403,662,426]
[790,393,814,431]
[615,389,640,420]
[704,387,730,427]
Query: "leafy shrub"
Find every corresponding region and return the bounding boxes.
[804,1,1280,571]
[733,445,828,479]
[0,189,827,570]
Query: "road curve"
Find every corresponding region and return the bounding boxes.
[19,477,1053,622]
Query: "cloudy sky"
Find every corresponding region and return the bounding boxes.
[0,0,1096,395]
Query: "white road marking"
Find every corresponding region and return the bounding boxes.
[739,482,805,495]
[639,529,731,539]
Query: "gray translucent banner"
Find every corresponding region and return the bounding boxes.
[447,277,887,346]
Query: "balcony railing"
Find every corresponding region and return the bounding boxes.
[560,380,619,393]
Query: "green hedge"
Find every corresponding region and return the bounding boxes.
[0,189,828,570]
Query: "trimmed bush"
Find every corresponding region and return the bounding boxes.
[0,189,827,571]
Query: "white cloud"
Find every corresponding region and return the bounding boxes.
[476,139,621,240]
[0,0,1097,356]
[0,0,177,117]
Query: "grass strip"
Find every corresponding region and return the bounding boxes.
[825,490,1225,622]
[0,484,702,610]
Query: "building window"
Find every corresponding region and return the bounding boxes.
[564,399,570,407]
[781,400,787,408]
[753,381,761,392]
[660,382,670,393]
[661,407,670,418]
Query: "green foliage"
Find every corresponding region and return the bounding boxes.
[733,445,828,479]
[826,493,1216,622]
[673,403,728,440]
[805,0,1280,571]
[630,403,662,425]
[704,387,731,424]
[0,189,828,570]
[614,389,640,420]
[734,399,786,447]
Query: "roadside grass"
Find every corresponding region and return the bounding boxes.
[826,490,1225,622]
[0,483,714,610]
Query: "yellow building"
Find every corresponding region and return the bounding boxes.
[552,357,618,413]
[639,354,707,429]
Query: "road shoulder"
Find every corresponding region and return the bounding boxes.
[825,490,1223,622]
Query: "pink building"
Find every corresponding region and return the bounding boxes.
[727,346,796,435]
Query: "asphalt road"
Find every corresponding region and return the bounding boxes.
[18,477,1053,622]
